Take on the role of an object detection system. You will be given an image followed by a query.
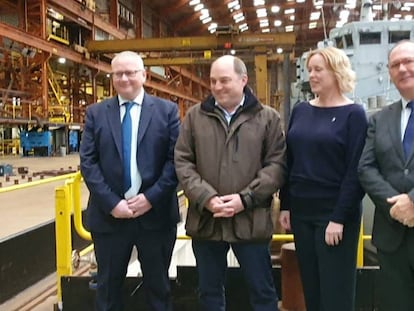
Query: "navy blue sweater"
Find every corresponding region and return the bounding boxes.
[280,101,368,224]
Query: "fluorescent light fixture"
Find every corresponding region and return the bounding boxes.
[235,16,245,23]
[262,28,270,33]
[256,8,267,18]
[194,3,204,11]
[309,22,317,29]
[274,20,282,26]
[254,0,265,6]
[285,25,294,32]
[233,12,244,19]
[189,0,200,6]
[310,11,321,20]
[271,5,280,13]
[202,17,212,24]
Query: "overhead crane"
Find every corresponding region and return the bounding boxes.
[86,32,296,105]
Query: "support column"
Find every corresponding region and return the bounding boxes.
[254,46,268,105]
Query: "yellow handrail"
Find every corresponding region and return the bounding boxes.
[55,173,373,304]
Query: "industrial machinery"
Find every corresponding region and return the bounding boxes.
[293,0,414,111]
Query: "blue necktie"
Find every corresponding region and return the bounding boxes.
[122,102,133,192]
[403,101,414,159]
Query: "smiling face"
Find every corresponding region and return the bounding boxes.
[210,55,248,111]
[307,53,339,97]
[388,41,414,100]
[111,52,146,100]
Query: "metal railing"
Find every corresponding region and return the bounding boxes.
[53,171,372,306]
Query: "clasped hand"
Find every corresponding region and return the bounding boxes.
[206,194,244,218]
[111,193,152,218]
[388,194,414,227]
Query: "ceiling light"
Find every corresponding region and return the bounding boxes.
[58,57,66,64]
[202,17,212,24]
[233,12,243,19]
[208,23,217,30]
[271,5,280,13]
[296,0,306,2]
[235,16,245,23]
[310,11,321,20]
[240,26,249,32]
[194,3,204,11]
[274,20,282,26]
[260,20,269,27]
[230,50,236,55]
[254,0,265,6]
[189,0,200,6]
[285,8,295,14]
[277,48,283,54]
[309,22,317,29]
[256,8,267,18]
[289,15,295,21]
[261,28,270,33]
[285,25,294,32]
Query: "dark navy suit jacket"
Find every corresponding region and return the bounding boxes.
[80,93,180,233]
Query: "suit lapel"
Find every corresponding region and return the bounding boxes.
[106,97,123,157]
[138,93,154,145]
[387,101,405,162]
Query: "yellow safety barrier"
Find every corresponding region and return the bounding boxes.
[54,172,373,305]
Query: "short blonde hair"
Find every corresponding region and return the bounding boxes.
[306,46,356,93]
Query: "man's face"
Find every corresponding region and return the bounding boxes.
[210,59,247,110]
[111,55,146,100]
[389,42,414,100]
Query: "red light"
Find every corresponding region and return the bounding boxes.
[224,42,232,49]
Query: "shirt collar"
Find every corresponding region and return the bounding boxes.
[214,95,245,114]
[118,89,144,107]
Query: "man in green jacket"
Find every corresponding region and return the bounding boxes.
[174,55,287,311]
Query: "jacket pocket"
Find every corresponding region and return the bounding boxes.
[185,203,215,238]
[233,208,273,240]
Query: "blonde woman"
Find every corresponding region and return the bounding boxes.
[279,46,367,311]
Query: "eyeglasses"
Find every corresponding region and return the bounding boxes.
[111,70,142,79]
[388,57,414,71]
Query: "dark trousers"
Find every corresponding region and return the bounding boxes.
[377,228,414,311]
[92,221,176,311]
[290,197,360,311]
[192,239,279,311]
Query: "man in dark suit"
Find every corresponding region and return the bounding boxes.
[80,51,180,311]
[358,40,414,311]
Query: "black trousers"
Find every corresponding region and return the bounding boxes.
[92,221,176,311]
[377,228,414,311]
[290,196,360,311]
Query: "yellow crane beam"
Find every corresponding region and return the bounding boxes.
[86,33,296,53]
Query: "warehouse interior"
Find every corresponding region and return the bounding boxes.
[0,0,411,157]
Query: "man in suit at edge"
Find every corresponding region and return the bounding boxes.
[80,50,180,311]
[358,40,414,311]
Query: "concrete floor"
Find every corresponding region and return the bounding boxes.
[0,153,86,311]
[0,153,88,240]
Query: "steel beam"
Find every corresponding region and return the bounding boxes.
[143,53,293,66]
[47,0,126,39]
[0,22,111,72]
[86,33,296,53]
